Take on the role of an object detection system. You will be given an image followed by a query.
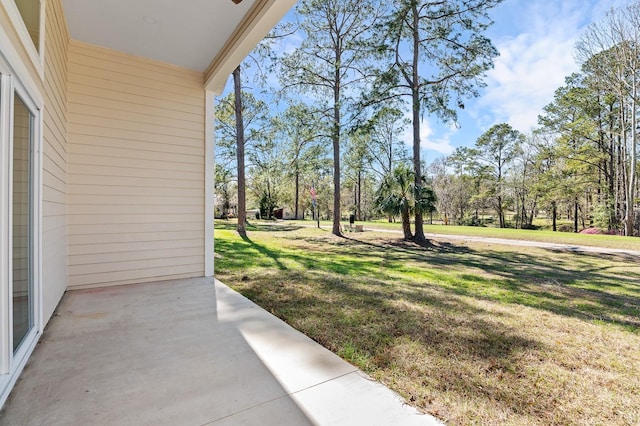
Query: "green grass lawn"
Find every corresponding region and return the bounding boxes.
[283,219,640,251]
[214,221,640,425]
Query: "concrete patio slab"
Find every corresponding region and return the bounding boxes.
[0,277,441,425]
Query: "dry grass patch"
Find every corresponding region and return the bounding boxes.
[215,222,640,425]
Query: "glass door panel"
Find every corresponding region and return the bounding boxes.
[12,93,33,353]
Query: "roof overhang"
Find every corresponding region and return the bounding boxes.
[61,0,296,94]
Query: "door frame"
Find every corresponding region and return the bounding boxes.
[0,46,43,410]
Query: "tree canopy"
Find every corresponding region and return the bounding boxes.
[214,0,640,238]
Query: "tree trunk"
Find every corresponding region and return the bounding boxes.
[388,141,393,177]
[331,45,342,237]
[529,197,537,227]
[357,170,362,221]
[497,195,504,228]
[617,132,624,228]
[233,65,247,237]
[608,104,616,221]
[552,201,557,232]
[294,171,300,220]
[411,3,426,243]
[574,197,579,233]
[401,205,413,240]
[353,182,357,218]
[626,96,637,236]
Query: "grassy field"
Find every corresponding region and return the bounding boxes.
[214,221,640,425]
[284,219,640,251]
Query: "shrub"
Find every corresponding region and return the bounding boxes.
[580,227,601,235]
[557,224,574,233]
[521,223,541,230]
[460,215,484,227]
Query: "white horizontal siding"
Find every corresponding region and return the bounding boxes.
[67,40,206,289]
[68,230,203,246]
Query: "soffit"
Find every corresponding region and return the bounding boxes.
[61,0,258,72]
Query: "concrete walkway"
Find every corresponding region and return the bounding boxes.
[0,278,441,425]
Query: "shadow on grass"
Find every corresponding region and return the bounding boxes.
[239,233,288,271]
[546,247,640,264]
[215,225,640,423]
[215,220,305,233]
[215,225,640,331]
[230,268,552,420]
[349,234,640,329]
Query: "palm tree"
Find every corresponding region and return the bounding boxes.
[375,164,438,241]
[415,184,438,226]
[375,165,415,240]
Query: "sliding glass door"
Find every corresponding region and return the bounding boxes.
[12,93,34,353]
[0,53,41,407]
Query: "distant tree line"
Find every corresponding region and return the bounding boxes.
[215,0,640,238]
[430,2,640,236]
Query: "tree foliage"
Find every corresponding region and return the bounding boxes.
[575,1,640,236]
[371,0,502,242]
[215,0,640,238]
[280,0,383,235]
[474,123,524,228]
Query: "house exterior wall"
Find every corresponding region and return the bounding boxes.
[67,41,206,289]
[42,0,69,323]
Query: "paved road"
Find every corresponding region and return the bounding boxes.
[420,232,640,258]
[290,222,640,259]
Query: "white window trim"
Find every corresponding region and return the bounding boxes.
[205,91,215,277]
[0,13,43,106]
[0,63,11,380]
[0,0,46,80]
[0,48,43,411]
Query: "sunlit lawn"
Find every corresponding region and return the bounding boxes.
[214,221,640,425]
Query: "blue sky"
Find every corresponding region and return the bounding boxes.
[419,0,628,163]
[222,0,630,166]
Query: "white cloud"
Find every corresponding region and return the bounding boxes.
[401,115,457,155]
[478,34,578,131]
[272,31,303,56]
[475,0,623,133]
